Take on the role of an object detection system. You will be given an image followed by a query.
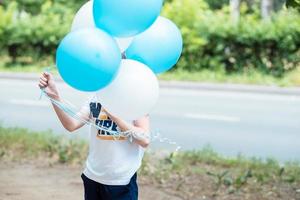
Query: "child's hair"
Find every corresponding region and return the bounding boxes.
[122,52,126,59]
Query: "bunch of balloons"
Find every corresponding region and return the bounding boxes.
[56,0,183,120]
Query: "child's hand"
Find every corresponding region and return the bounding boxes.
[38,72,60,100]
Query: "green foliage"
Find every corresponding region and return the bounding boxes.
[0,126,88,164]
[0,0,300,77]
[1,125,300,194]
[206,170,229,189]
[1,0,86,14]
[205,0,228,10]
[0,1,73,63]
[163,0,300,77]
[0,2,17,49]
[139,147,300,194]
[286,0,300,11]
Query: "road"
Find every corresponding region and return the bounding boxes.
[0,78,299,162]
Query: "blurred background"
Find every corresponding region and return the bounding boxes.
[0,0,300,200]
[0,0,299,83]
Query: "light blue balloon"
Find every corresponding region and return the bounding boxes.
[126,17,183,74]
[56,28,121,92]
[93,0,163,37]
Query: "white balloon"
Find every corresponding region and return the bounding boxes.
[71,1,94,31]
[71,1,133,52]
[96,59,159,120]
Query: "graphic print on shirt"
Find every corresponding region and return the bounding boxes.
[90,102,126,140]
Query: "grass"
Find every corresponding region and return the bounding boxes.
[1,57,300,86]
[142,148,300,183]
[158,68,300,87]
[0,64,51,73]
[0,126,88,164]
[1,125,300,198]
[0,55,54,73]
[140,148,300,199]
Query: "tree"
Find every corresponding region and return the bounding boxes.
[261,0,274,19]
[230,0,241,23]
[286,0,300,11]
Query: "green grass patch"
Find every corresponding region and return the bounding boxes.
[0,55,54,73]
[141,146,300,183]
[158,68,300,87]
[1,125,299,197]
[140,147,300,198]
[1,125,300,183]
[0,126,88,164]
[2,60,300,86]
[0,64,47,73]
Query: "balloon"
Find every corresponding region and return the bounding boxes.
[71,0,133,52]
[93,0,163,37]
[96,59,159,120]
[126,17,183,74]
[56,28,121,92]
[71,1,94,31]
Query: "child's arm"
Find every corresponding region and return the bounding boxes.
[104,110,150,148]
[38,72,89,132]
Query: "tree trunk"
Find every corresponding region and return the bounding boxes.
[261,0,274,19]
[230,0,241,23]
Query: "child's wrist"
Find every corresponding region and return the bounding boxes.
[51,93,60,101]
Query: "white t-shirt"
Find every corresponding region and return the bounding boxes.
[82,96,144,185]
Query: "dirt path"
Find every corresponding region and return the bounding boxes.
[0,161,181,200]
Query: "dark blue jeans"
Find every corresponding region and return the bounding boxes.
[81,173,138,200]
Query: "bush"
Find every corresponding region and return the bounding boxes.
[163,0,300,76]
[0,0,299,77]
[1,0,85,14]
[0,1,73,63]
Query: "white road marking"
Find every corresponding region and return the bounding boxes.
[9,99,50,107]
[184,113,241,122]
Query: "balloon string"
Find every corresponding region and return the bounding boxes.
[38,69,181,151]
[39,66,56,100]
[41,90,130,137]
[38,66,123,136]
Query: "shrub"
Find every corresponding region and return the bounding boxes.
[0,0,299,77]
[0,1,73,63]
[1,0,85,14]
[163,0,300,76]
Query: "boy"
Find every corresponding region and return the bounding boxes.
[38,72,150,200]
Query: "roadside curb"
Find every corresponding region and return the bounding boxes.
[1,71,300,96]
[159,81,300,96]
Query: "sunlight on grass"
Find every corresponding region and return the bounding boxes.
[0,126,87,164]
[1,60,300,87]
[158,68,300,87]
[1,125,299,197]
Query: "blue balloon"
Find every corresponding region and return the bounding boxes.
[126,17,183,74]
[56,28,121,92]
[93,0,163,37]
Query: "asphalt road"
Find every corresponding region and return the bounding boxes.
[0,78,299,162]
